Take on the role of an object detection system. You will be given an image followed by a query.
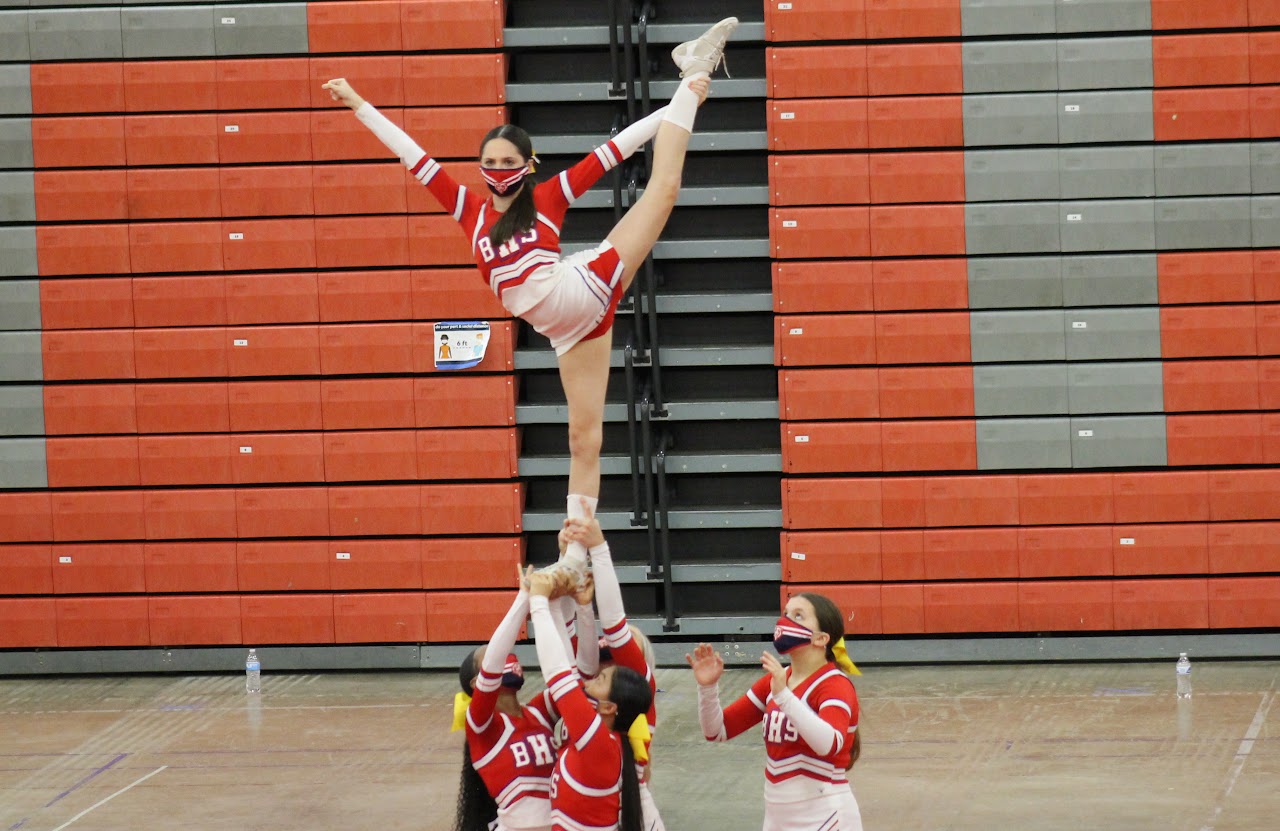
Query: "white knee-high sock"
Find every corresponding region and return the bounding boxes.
[562,494,599,570]
[611,107,666,159]
[660,73,707,134]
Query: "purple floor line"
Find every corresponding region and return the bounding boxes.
[44,752,128,809]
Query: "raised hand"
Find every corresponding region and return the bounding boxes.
[321,77,365,111]
[761,651,787,695]
[685,643,725,686]
[689,76,711,106]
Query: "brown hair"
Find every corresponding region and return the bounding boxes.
[797,592,845,663]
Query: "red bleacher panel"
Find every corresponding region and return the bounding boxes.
[133,275,228,327]
[412,268,509,320]
[30,62,124,114]
[226,326,322,378]
[1167,414,1263,466]
[42,330,136,381]
[40,278,134,329]
[417,428,519,480]
[1151,0,1248,28]
[0,545,53,594]
[426,591,520,642]
[413,321,513,373]
[1018,526,1114,578]
[779,368,880,421]
[241,595,335,644]
[403,0,504,49]
[772,207,871,259]
[1114,578,1209,629]
[222,219,316,271]
[330,539,422,590]
[772,261,874,313]
[1209,523,1280,573]
[46,436,141,488]
[767,46,867,99]
[925,476,1019,527]
[766,0,866,41]
[229,380,323,431]
[56,597,149,647]
[882,478,925,527]
[32,116,126,168]
[414,376,516,428]
[37,225,131,276]
[1260,306,1280,355]
[1153,34,1250,87]
[219,112,312,164]
[875,312,970,364]
[769,99,868,152]
[35,171,129,222]
[143,489,238,540]
[924,582,1018,633]
[136,382,229,434]
[322,379,416,430]
[422,483,523,535]
[869,152,966,205]
[873,259,968,310]
[1113,470,1208,522]
[315,216,411,269]
[0,599,57,648]
[311,107,404,161]
[220,166,314,218]
[865,0,961,38]
[309,56,404,108]
[1254,0,1280,25]
[1254,33,1280,83]
[1161,305,1258,358]
[1209,577,1280,628]
[878,366,973,418]
[334,592,428,643]
[403,54,506,106]
[314,165,408,216]
[129,221,223,274]
[134,328,228,379]
[783,583,883,635]
[881,420,976,471]
[308,1,403,53]
[1163,359,1260,411]
[1267,413,1280,463]
[236,488,331,538]
[783,422,882,473]
[329,485,422,535]
[1018,473,1114,526]
[880,529,923,580]
[1208,469,1280,521]
[225,273,319,325]
[0,494,53,544]
[770,153,870,207]
[775,314,876,367]
[923,528,1018,580]
[125,114,219,166]
[319,323,414,376]
[237,540,330,591]
[866,43,963,96]
[1019,581,1114,632]
[44,385,137,435]
[784,478,882,530]
[403,106,507,160]
[1251,87,1280,138]
[148,595,242,645]
[48,496,136,548]
[218,58,311,110]
[324,431,418,482]
[869,205,965,256]
[867,97,964,149]
[231,433,326,485]
[123,60,217,112]
[780,531,882,582]
[881,583,924,633]
[1154,88,1251,141]
[421,537,524,590]
[51,543,144,594]
[1157,251,1254,304]
[1113,524,1208,576]
[409,216,474,266]
[317,270,413,322]
[144,542,238,593]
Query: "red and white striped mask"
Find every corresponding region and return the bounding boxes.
[480,165,531,196]
[773,616,814,654]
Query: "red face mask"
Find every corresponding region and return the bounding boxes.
[480,165,530,196]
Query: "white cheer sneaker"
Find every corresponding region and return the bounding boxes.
[671,16,740,78]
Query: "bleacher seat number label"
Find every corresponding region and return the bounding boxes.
[225,125,239,133]
[222,17,236,25]
[1119,538,1135,546]
[780,112,795,120]
[778,2,793,8]
[1064,105,1080,113]
[233,339,248,347]
[229,233,244,240]
[1067,214,1082,221]
[336,552,351,560]
[59,556,72,564]
[240,447,253,454]
[1078,430,1094,437]
[790,552,806,560]
[782,220,797,227]
[789,328,803,335]
[794,435,809,442]
[1072,321,1087,329]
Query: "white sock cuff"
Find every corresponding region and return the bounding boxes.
[566,494,598,519]
[661,75,702,134]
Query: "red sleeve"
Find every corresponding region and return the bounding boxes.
[412,157,484,236]
[545,668,598,742]
[535,141,622,223]
[722,674,771,741]
[812,677,856,745]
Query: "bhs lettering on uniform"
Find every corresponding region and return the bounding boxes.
[509,733,556,769]
[764,709,799,744]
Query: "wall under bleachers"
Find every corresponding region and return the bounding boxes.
[768,0,1280,636]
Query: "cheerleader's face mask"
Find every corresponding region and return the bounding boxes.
[500,654,525,691]
[773,597,828,654]
[480,137,531,196]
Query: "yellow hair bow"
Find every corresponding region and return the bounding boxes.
[452,691,471,732]
[627,714,651,764]
[833,637,861,676]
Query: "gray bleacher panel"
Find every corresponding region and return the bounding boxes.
[1251,144,1280,195]
[971,310,1066,363]
[1058,90,1153,144]
[1155,197,1253,250]
[1055,0,1151,34]
[1156,143,1251,197]
[0,226,36,276]
[1250,197,1280,247]
[0,437,46,489]
[213,3,307,56]
[0,117,33,169]
[968,256,1063,309]
[1070,415,1166,469]
[1061,254,1158,307]
[1059,146,1154,200]
[965,149,1058,202]
[0,280,39,331]
[964,93,1058,146]
[977,418,1072,470]
[962,41,1057,93]
[966,202,1061,255]
[1065,308,1161,361]
[0,386,44,437]
[0,11,29,62]
[0,331,42,381]
[973,364,1069,416]
[960,0,1055,35]
[28,1,120,5]
[0,65,31,116]
[0,170,35,222]
[1068,362,1164,415]
[28,8,123,60]
[1056,37,1152,90]
[122,4,215,58]
[1060,200,1155,252]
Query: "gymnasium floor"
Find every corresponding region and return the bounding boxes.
[0,661,1275,831]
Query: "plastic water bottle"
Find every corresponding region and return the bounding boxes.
[1176,653,1192,699]
[245,648,261,694]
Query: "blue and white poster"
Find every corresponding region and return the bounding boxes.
[433,321,490,370]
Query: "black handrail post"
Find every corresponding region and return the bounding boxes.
[656,432,678,632]
[623,343,645,527]
[619,0,637,123]
[640,384,658,572]
[607,0,624,99]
